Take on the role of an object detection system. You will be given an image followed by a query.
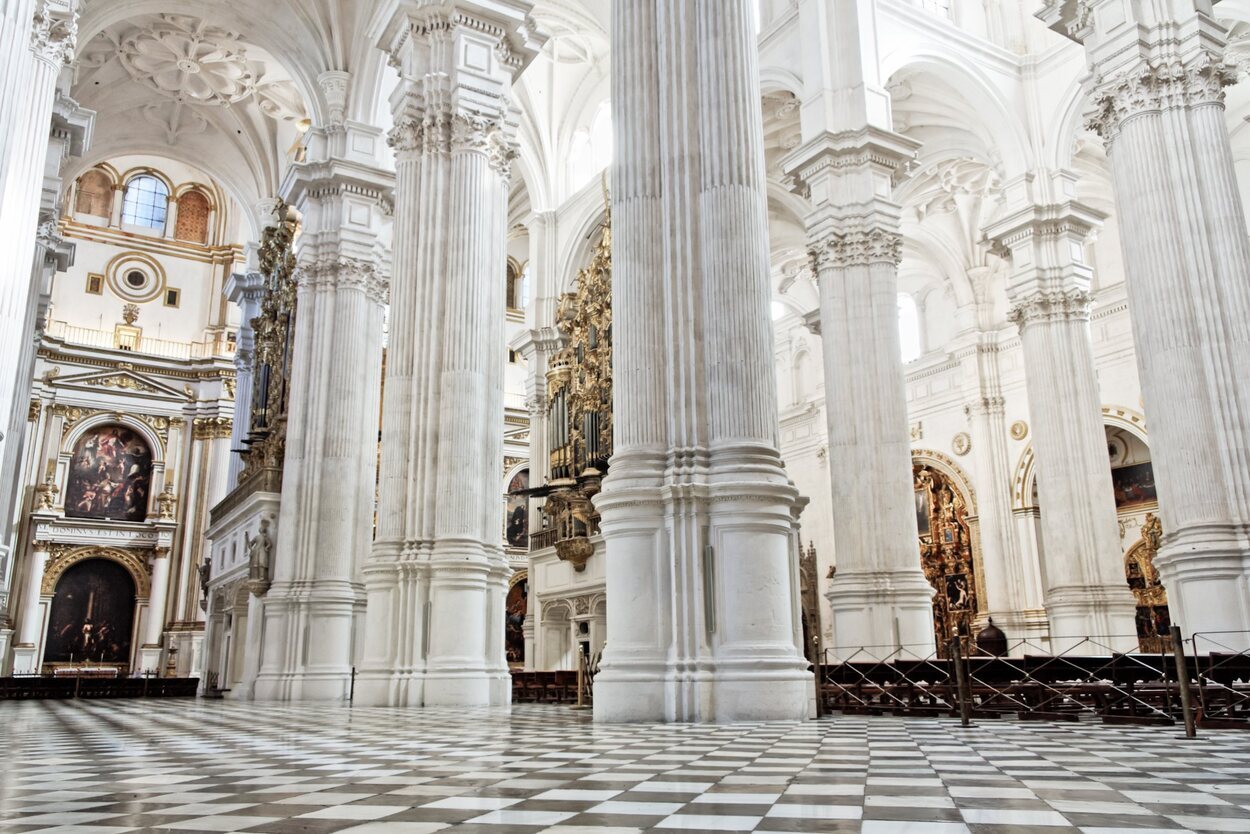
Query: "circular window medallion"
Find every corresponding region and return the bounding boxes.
[105,251,166,303]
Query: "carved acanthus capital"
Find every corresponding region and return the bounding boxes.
[31,0,78,66]
[450,113,515,177]
[297,256,389,306]
[809,228,902,271]
[1008,289,1092,328]
[1087,53,1237,141]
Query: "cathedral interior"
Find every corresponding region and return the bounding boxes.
[3,0,1250,831]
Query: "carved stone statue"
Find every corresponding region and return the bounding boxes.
[246,517,273,594]
[198,558,211,612]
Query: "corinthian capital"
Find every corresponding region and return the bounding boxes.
[297,256,390,306]
[1087,53,1236,141]
[809,228,902,272]
[31,0,78,66]
[450,113,516,178]
[1008,289,1092,329]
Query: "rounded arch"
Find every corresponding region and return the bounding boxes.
[63,413,166,463]
[41,547,151,598]
[1052,81,1095,171]
[758,67,803,98]
[556,198,610,298]
[1011,444,1038,511]
[912,448,978,515]
[1101,405,1149,445]
[881,50,1029,176]
[119,166,176,195]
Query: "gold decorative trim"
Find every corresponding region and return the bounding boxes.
[105,250,167,304]
[41,545,151,598]
[192,416,233,440]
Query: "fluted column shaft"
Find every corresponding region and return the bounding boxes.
[783,0,935,656]
[1040,0,1250,647]
[807,221,937,652]
[0,0,73,555]
[356,1,541,708]
[254,139,391,702]
[594,0,810,723]
[988,203,1136,649]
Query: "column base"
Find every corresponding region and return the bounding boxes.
[0,628,12,675]
[1156,523,1250,652]
[825,569,936,657]
[253,671,353,702]
[594,660,811,723]
[252,581,363,702]
[12,644,39,674]
[1045,585,1138,654]
[136,645,163,676]
[424,671,511,707]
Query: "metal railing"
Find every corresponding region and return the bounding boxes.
[45,320,235,361]
[1190,631,1250,729]
[818,627,1207,734]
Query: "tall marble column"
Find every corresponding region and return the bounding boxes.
[253,116,391,702]
[0,0,75,573]
[783,0,935,654]
[137,547,171,673]
[987,198,1136,648]
[11,537,49,673]
[355,1,541,708]
[593,0,811,723]
[1039,1,1250,644]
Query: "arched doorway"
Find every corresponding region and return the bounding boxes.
[914,460,977,655]
[45,558,137,667]
[1106,423,1169,651]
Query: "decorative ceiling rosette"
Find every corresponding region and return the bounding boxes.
[118,15,257,106]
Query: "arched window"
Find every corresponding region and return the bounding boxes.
[175,189,211,243]
[121,175,170,230]
[506,261,526,311]
[64,424,154,522]
[898,293,922,363]
[568,101,613,193]
[75,169,113,219]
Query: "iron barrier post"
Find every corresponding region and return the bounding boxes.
[1170,625,1197,738]
[951,636,972,727]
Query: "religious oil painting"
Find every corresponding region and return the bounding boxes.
[1111,462,1158,509]
[64,424,153,522]
[915,488,931,537]
[505,575,528,666]
[45,558,136,665]
[505,468,530,549]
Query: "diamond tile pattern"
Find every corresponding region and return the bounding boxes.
[0,701,1249,833]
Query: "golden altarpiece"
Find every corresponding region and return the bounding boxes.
[533,219,613,572]
[914,463,978,655]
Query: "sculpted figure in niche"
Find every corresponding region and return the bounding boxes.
[246,518,273,589]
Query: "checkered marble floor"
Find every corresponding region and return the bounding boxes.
[1,702,1249,834]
